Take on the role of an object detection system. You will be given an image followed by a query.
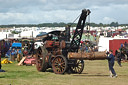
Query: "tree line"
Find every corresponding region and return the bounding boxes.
[0,22,128,28]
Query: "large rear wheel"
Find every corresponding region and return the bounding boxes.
[36,46,48,72]
[52,55,67,74]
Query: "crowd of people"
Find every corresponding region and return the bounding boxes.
[1,39,34,61]
[80,41,98,52]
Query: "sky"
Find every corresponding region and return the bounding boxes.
[0,0,128,25]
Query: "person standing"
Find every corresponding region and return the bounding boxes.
[107,50,117,78]
[116,50,122,67]
[120,44,126,60]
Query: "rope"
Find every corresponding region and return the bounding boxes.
[69,14,81,27]
[86,14,90,40]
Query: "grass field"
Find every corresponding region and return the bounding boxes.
[0,59,128,85]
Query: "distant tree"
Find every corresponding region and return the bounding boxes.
[99,23,103,27]
[110,22,118,27]
[1,22,128,28]
[58,22,66,27]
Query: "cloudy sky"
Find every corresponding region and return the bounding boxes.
[0,0,128,25]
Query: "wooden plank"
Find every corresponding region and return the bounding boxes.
[18,57,26,66]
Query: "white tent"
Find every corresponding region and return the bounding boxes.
[20,30,34,38]
[0,32,10,39]
[98,36,113,51]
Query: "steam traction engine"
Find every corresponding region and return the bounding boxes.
[36,9,106,74]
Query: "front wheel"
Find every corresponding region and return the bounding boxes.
[52,55,67,74]
[69,60,84,74]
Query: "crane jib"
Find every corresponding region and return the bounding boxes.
[69,9,91,52]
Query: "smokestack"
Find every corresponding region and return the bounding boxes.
[65,25,70,41]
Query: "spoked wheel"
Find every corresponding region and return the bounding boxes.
[70,60,84,74]
[36,47,48,72]
[52,55,67,74]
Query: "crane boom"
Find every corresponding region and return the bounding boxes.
[69,9,91,52]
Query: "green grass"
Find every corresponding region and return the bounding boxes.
[0,59,128,85]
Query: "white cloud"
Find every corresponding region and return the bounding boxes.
[0,10,80,24]
[90,3,128,24]
[103,17,117,23]
[0,0,128,24]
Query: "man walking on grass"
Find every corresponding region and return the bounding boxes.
[107,50,117,78]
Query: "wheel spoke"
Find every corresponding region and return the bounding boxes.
[54,63,58,66]
[57,58,60,62]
